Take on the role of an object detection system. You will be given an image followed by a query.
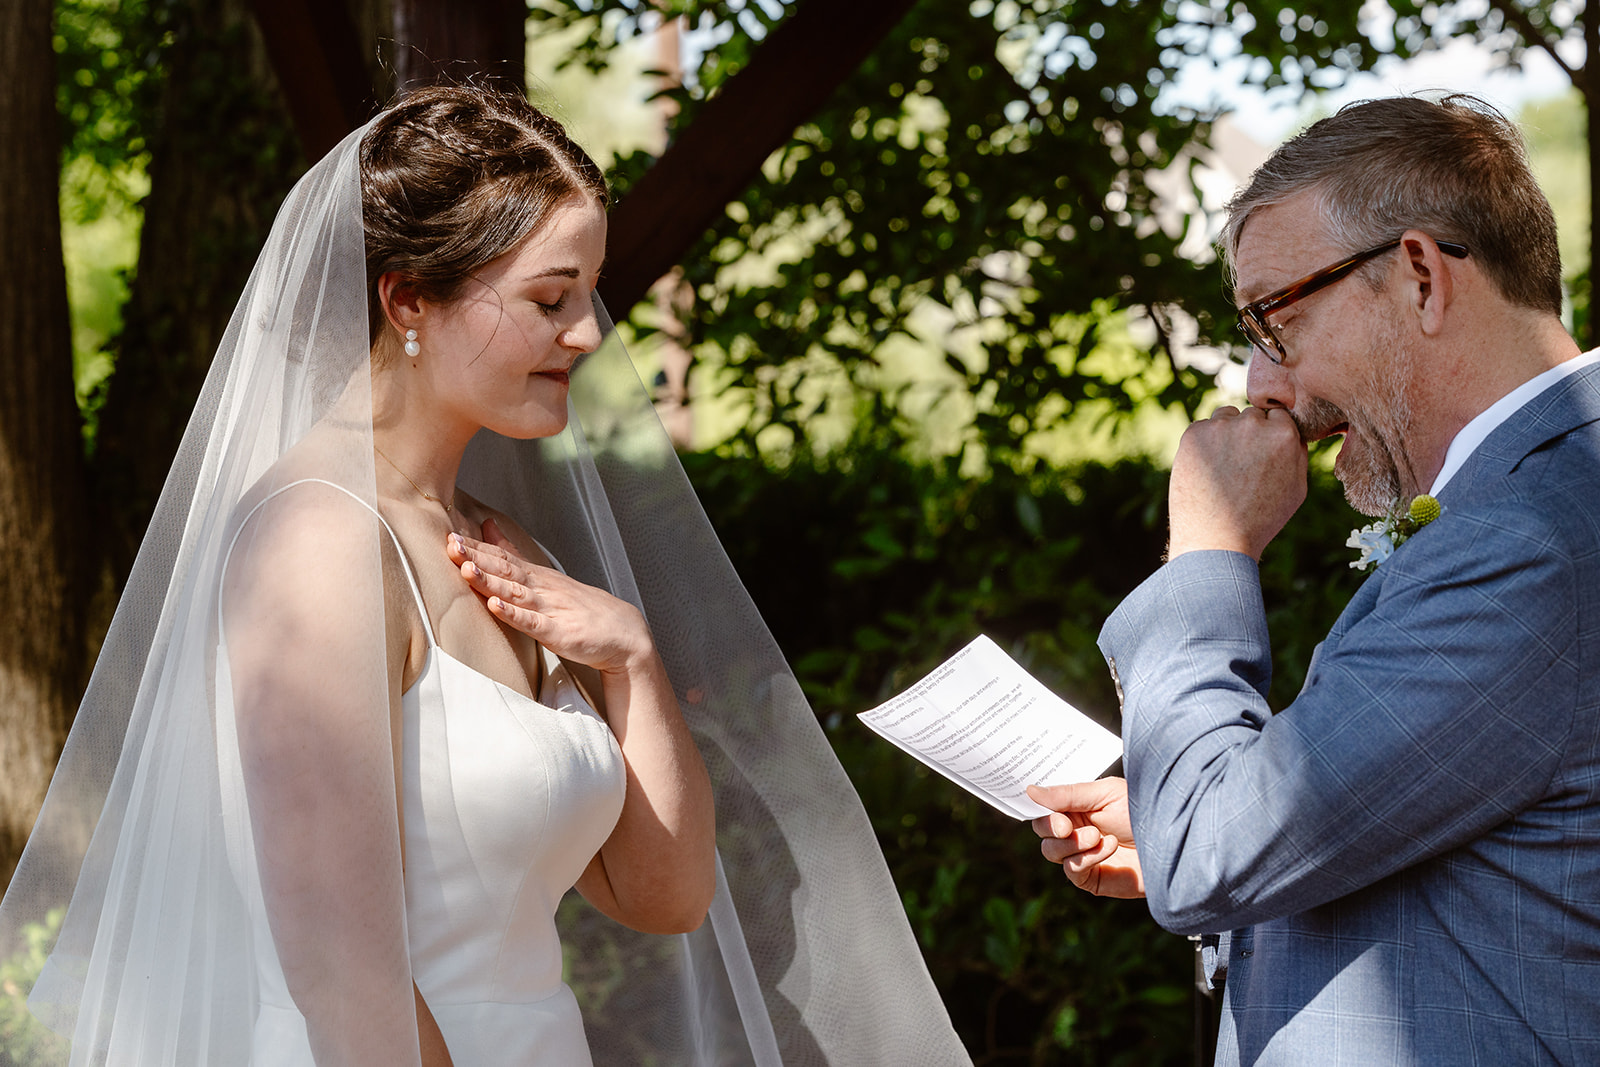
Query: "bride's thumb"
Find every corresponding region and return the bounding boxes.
[481,515,513,548]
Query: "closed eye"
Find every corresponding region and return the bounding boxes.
[536,296,568,315]
[1270,306,1303,333]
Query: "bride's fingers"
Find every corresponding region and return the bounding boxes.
[460,559,537,609]
[449,533,589,621]
[486,595,546,636]
[458,543,531,585]
[449,534,551,593]
[446,530,518,570]
[481,516,515,549]
[448,520,517,563]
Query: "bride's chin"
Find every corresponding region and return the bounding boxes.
[490,410,570,441]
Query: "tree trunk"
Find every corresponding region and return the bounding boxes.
[394,0,525,91]
[248,0,380,161]
[91,0,303,587]
[0,0,94,889]
[603,0,917,314]
[1584,2,1598,350]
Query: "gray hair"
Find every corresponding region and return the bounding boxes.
[1221,94,1562,314]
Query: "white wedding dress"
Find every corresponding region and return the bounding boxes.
[218,480,627,1065]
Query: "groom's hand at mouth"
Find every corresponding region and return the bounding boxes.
[1165,404,1307,561]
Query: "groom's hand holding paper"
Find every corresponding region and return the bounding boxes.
[858,635,1121,820]
[1027,778,1147,898]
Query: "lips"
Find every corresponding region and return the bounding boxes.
[535,370,570,385]
[1289,395,1349,445]
[1293,415,1347,445]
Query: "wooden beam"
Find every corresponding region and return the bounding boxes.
[248,0,375,162]
[602,0,918,315]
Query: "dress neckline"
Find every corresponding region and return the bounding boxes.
[224,478,559,706]
[409,643,584,719]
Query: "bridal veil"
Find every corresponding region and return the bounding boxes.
[0,114,968,1064]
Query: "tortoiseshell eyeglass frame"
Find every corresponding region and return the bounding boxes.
[1237,238,1470,365]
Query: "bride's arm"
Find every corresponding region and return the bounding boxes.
[446,521,717,934]
[223,483,432,1063]
[416,984,453,1065]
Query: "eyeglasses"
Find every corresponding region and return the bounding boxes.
[1237,238,1470,364]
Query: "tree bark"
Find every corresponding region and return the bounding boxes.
[1583,2,1597,349]
[0,0,93,889]
[603,0,918,315]
[248,0,379,161]
[394,0,525,92]
[91,0,304,587]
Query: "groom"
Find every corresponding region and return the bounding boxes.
[1029,95,1600,1064]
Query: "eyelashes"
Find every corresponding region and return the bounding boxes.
[536,296,568,315]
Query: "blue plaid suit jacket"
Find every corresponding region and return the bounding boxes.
[1100,363,1600,1066]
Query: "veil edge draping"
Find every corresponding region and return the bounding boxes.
[0,113,970,1066]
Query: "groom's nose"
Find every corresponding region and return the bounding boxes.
[1246,351,1295,412]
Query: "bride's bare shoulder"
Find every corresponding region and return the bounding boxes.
[222,431,386,608]
[229,429,373,532]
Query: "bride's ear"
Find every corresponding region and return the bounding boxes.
[377,271,425,335]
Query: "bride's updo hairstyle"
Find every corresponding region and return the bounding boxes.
[359,84,608,351]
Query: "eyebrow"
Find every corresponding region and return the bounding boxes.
[1231,269,1275,306]
[521,257,608,283]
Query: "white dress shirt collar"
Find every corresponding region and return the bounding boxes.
[1429,348,1600,496]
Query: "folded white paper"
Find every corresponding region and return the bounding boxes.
[858,634,1122,819]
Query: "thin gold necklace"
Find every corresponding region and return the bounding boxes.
[374,444,455,514]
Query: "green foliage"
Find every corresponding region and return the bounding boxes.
[668,0,1229,461]
[1570,264,1591,345]
[1379,0,1582,66]
[1371,1,1592,337]
[52,0,302,466]
[54,0,164,454]
[1521,90,1588,271]
[42,1,1572,1060]
[54,0,168,450]
[60,171,143,451]
[1518,90,1590,342]
[0,911,68,1067]
[532,0,1436,463]
[686,441,1364,1063]
[54,0,169,219]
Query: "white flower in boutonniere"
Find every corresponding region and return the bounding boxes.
[1347,494,1445,572]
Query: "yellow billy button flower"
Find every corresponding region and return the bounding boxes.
[1408,494,1442,528]
[1349,494,1445,572]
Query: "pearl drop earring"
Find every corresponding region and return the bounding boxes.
[404,329,420,358]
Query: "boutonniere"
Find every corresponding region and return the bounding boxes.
[1348,494,1444,572]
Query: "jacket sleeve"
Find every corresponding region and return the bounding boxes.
[1102,505,1579,935]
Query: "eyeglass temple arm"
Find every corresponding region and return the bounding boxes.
[1255,239,1469,316]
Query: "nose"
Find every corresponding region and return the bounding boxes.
[560,303,603,354]
[1246,350,1296,412]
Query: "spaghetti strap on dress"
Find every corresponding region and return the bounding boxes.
[217,479,626,1065]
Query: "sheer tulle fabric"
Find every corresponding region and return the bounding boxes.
[0,120,968,1064]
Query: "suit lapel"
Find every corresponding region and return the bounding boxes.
[1437,361,1600,506]
[1306,362,1600,695]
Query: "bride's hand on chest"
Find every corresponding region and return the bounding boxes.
[445,518,655,677]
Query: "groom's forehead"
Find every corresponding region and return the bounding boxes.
[1230,198,1344,305]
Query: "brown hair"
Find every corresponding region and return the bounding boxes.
[1221,94,1562,315]
[360,84,608,347]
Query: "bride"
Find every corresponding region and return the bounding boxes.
[0,84,969,1065]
